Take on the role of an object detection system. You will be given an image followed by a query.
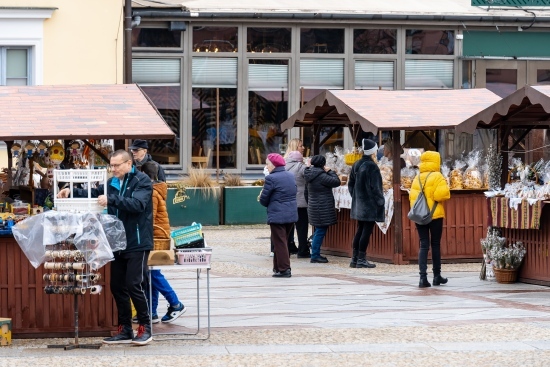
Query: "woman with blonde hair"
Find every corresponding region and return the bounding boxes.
[284,138,305,158]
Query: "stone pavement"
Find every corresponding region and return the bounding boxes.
[2,225,550,367]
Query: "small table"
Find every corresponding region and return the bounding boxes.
[148,259,211,341]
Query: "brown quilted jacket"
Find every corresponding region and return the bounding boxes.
[152,181,171,239]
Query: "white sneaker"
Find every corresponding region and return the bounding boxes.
[270,252,274,257]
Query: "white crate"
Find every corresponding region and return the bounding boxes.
[53,169,108,213]
[176,248,212,267]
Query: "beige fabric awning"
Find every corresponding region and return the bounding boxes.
[281,89,502,134]
[0,84,175,140]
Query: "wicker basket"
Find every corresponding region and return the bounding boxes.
[493,267,519,284]
[344,147,362,166]
[153,225,171,251]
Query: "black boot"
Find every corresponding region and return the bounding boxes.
[356,251,376,268]
[350,246,358,268]
[132,324,152,346]
[103,324,134,344]
[433,274,448,286]
[419,276,431,288]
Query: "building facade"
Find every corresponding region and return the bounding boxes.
[130,0,550,176]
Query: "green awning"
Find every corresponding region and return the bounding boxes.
[464,31,550,58]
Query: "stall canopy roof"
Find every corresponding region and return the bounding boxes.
[0,84,175,140]
[456,85,550,134]
[281,89,501,135]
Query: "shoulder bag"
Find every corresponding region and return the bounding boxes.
[407,172,438,225]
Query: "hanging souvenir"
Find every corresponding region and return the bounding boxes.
[24,142,36,159]
[37,142,49,157]
[47,142,65,186]
[10,143,21,159]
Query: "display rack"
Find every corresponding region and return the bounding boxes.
[44,236,102,350]
[53,169,108,213]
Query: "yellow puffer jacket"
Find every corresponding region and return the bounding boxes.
[152,182,171,239]
[409,151,451,220]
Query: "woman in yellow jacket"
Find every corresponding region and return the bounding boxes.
[409,151,451,288]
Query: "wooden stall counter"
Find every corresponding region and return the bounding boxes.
[323,189,487,265]
[487,197,550,286]
[0,235,117,338]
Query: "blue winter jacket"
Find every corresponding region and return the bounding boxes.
[72,167,153,253]
[259,166,298,224]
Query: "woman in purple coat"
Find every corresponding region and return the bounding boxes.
[259,153,298,278]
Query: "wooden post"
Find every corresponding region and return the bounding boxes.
[391,130,404,264]
[499,127,509,188]
[5,141,13,189]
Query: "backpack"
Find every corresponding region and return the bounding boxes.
[407,172,438,225]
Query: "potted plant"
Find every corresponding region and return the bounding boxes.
[486,240,526,284]
[166,167,221,226]
[222,174,267,225]
[480,227,506,281]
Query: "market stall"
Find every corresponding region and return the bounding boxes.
[457,85,550,286]
[0,84,175,337]
[281,88,502,265]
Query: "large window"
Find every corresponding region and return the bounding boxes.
[486,69,517,98]
[132,58,181,165]
[537,69,550,85]
[247,28,291,53]
[1,48,30,85]
[193,27,238,53]
[248,60,289,165]
[405,60,453,89]
[353,29,397,54]
[192,57,238,169]
[355,61,394,90]
[300,28,344,54]
[131,28,182,48]
[406,30,455,55]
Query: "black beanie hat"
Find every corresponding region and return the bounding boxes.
[310,155,326,168]
[362,139,376,151]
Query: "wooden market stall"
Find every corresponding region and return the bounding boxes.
[457,85,550,286]
[0,84,175,337]
[281,88,502,265]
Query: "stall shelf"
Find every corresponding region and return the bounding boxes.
[0,84,175,337]
[281,89,501,265]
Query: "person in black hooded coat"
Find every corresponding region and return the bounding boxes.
[304,155,341,263]
[348,139,385,269]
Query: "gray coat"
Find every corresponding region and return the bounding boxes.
[348,156,385,222]
[285,158,307,208]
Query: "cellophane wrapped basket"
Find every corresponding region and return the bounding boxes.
[344,147,363,166]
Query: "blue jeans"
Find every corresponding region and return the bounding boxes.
[311,226,327,259]
[151,270,180,315]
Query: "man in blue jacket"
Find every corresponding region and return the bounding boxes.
[57,150,154,345]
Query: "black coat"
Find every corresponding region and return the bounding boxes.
[74,167,153,253]
[348,156,385,222]
[304,167,341,227]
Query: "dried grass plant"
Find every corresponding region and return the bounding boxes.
[223,173,244,187]
[169,166,220,199]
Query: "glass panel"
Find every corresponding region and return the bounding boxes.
[537,69,550,85]
[247,27,291,53]
[192,58,237,88]
[131,28,182,48]
[132,59,181,84]
[406,30,455,55]
[300,28,344,54]
[192,88,237,169]
[193,27,238,52]
[7,49,27,80]
[248,60,288,165]
[353,29,397,54]
[486,69,517,98]
[355,60,394,90]
[300,89,343,157]
[140,86,181,165]
[405,60,453,89]
[300,59,344,89]
[462,60,473,89]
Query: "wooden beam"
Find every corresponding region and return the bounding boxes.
[509,128,532,151]
[318,126,340,148]
[391,130,403,263]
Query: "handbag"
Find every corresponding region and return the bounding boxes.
[408,172,438,225]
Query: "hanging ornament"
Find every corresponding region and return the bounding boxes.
[37,142,49,157]
[24,142,36,158]
[11,143,21,158]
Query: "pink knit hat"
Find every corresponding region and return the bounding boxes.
[287,150,303,162]
[267,153,286,167]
